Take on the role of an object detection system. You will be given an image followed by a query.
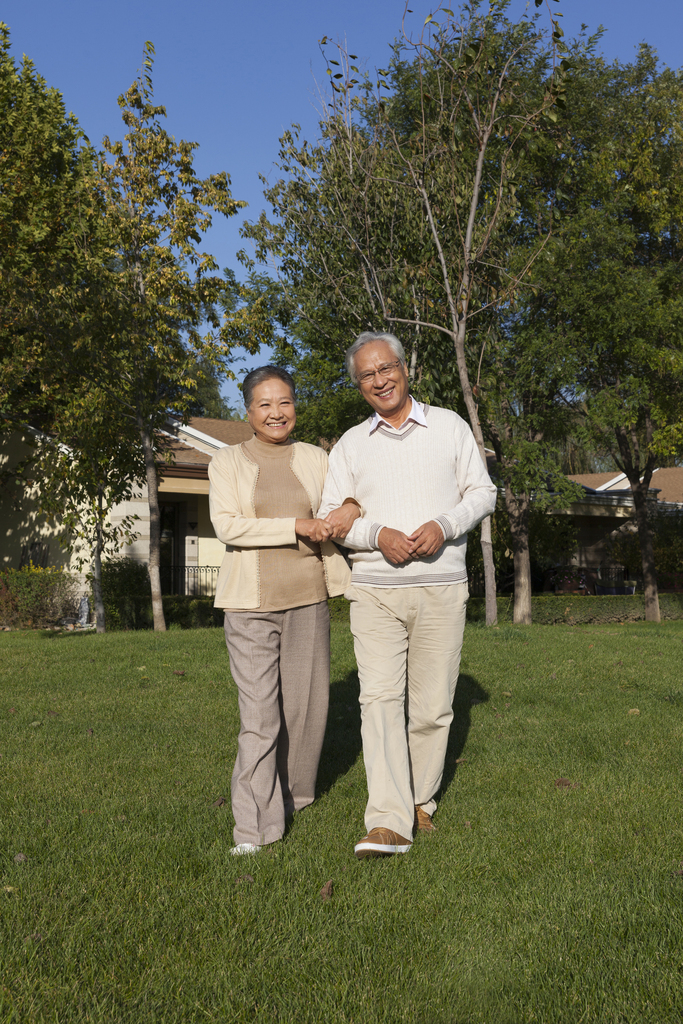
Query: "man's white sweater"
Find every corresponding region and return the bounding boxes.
[318,402,497,588]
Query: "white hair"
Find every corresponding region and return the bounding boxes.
[345,331,406,382]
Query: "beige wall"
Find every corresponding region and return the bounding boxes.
[198,493,225,567]
[0,430,87,574]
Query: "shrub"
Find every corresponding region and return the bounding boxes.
[97,557,150,630]
[0,564,78,627]
[467,593,683,625]
[611,508,683,580]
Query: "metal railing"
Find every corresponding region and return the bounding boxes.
[160,565,220,597]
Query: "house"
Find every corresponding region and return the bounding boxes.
[1,418,253,595]
[113,418,252,595]
[560,468,683,575]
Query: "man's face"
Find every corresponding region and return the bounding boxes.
[354,341,411,421]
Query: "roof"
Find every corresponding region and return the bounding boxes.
[568,467,683,503]
[159,437,212,479]
[568,472,623,491]
[186,417,253,446]
[159,417,254,479]
[649,467,683,503]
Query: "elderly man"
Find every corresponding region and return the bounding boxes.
[319,331,497,859]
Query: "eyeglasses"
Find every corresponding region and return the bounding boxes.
[356,360,402,386]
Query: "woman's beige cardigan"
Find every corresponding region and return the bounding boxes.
[208,440,351,610]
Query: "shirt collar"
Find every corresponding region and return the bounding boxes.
[369,396,427,434]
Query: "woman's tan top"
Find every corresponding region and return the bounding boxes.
[226,435,328,612]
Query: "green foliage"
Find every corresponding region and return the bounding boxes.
[611,510,683,581]
[0,564,78,627]
[468,592,683,624]
[185,355,245,420]
[97,558,149,630]
[99,594,221,631]
[0,22,100,429]
[100,558,150,601]
[84,44,255,628]
[241,3,566,415]
[466,500,578,589]
[102,592,349,631]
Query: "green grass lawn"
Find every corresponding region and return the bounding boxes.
[1,619,682,1024]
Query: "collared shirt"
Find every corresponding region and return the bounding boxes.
[368,396,428,435]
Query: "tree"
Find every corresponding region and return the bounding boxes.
[525,46,683,622]
[87,43,252,630]
[186,355,245,420]
[243,0,569,624]
[30,385,144,632]
[0,22,99,431]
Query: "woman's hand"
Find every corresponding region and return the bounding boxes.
[324,502,361,540]
[295,518,334,543]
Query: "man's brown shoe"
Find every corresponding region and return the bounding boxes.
[354,828,412,859]
[414,806,436,832]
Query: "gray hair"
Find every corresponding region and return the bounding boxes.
[345,331,406,382]
[242,365,296,409]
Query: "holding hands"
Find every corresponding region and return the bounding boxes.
[324,502,361,539]
[296,502,361,544]
[296,518,334,543]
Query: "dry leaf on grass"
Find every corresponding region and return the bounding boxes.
[86,729,94,736]
[236,874,254,884]
[173,670,186,677]
[212,796,226,808]
[320,880,334,901]
[555,778,580,789]
[629,708,640,716]
[14,853,26,863]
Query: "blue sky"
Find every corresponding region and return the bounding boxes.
[4,1,682,405]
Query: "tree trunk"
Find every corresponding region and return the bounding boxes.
[504,486,532,625]
[139,420,166,631]
[451,324,497,623]
[613,421,659,623]
[92,488,106,633]
[480,516,497,625]
[416,186,498,625]
[631,484,660,623]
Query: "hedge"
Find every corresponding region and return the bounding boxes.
[102,592,683,631]
[102,594,354,630]
[0,565,78,628]
[467,593,683,625]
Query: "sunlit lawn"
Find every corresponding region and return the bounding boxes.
[1,619,682,1023]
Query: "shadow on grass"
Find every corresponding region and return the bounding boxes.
[316,668,489,803]
[39,629,96,642]
[316,668,362,798]
[440,672,490,799]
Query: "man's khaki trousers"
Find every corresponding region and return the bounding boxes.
[347,583,468,840]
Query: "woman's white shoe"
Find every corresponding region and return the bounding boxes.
[230,842,261,856]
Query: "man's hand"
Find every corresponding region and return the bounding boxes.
[296,518,333,543]
[378,527,414,565]
[324,503,361,539]
[407,521,445,559]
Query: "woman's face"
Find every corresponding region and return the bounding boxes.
[247,378,296,444]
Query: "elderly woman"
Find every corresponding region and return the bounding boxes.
[209,365,358,855]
